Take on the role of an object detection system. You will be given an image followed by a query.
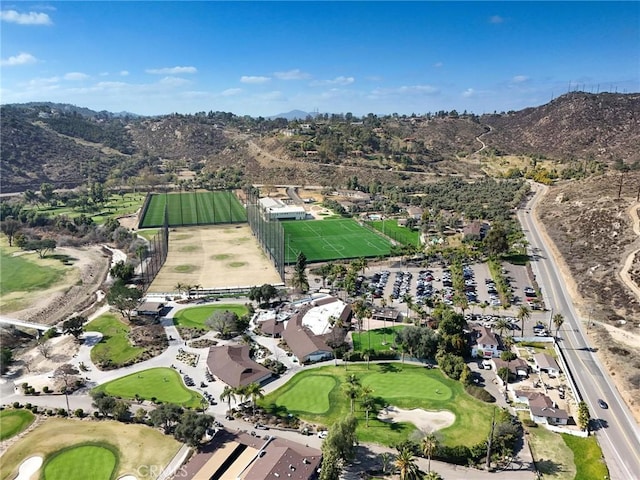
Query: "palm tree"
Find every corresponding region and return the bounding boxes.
[424,472,443,480]
[494,317,510,339]
[174,282,185,296]
[517,305,531,337]
[363,348,375,370]
[344,383,359,414]
[379,452,392,474]
[220,386,236,416]
[380,297,388,345]
[403,293,414,321]
[245,382,264,416]
[553,313,565,338]
[421,433,438,473]
[361,393,375,427]
[394,447,420,480]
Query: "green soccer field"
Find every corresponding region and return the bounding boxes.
[139,191,247,228]
[283,218,392,263]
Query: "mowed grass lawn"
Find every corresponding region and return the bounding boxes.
[283,218,392,263]
[0,409,35,441]
[140,191,246,228]
[367,220,421,247]
[352,326,405,352]
[173,304,249,328]
[42,443,118,480]
[0,418,180,480]
[562,434,609,480]
[0,245,67,295]
[260,363,493,447]
[85,314,145,367]
[93,367,203,408]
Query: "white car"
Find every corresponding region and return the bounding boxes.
[317,430,329,439]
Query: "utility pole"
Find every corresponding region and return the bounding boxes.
[548,308,553,332]
[485,407,496,470]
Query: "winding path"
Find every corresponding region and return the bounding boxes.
[619,202,640,301]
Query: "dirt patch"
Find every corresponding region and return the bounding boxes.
[377,406,455,433]
[7,246,111,326]
[148,225,282,292]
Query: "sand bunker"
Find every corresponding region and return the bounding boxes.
[377,406,455,432]
[118,475,137,480]
[15,456,43,480]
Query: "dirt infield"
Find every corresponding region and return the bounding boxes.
[148,225,282,292]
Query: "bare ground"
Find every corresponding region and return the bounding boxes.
[148,224,282,292]
[7,245,111,326]
[535,172,640,421]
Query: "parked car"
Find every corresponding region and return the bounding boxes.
[318,430,329,439]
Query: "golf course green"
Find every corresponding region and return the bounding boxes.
[92,367,203,408]
[260,363,493,446]
[42,443,118,480]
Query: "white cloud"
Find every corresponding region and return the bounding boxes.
[512,75,529,83]
[146,66,197,75]
[64,72,89,81]
[462,88,475,98]
[0,9,52,25]
[273,69,311,80]
[310,76,355,86]
[1,52,37,66]
[120,70,129,76]
[158,76,191,87]
[372,84,439,96]
[221,88,242,96]
[240,75,270,84]
[489,15,504,24]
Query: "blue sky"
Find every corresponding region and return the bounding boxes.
[1,1,638,116]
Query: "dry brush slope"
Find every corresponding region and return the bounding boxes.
[536,171,640,419]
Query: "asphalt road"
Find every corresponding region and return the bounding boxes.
[519,184,640,480]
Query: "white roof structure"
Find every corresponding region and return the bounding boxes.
[258,197,306,220]
[301,296,348,335]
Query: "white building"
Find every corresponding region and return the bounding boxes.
[258,197,306,220]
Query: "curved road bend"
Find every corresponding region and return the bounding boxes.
[519,185,640,480]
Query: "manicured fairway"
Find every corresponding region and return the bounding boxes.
[0,409,35,441]
[140,191,246,228]
[43,444,117,480]
[92,367,203,408]
[260,363,493,447]
[283,218,392,263]
[272,375,336,414]
[367,220,421,246]
[85,314,145,367]
[173,304,249,328]
[0,247,66,295]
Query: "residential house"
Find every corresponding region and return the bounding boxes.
[533,353,560,377]
[406,206,424,220]
[462,221,488,242]
[134,301,165,320]
[206,345,272,389]
[492,357,530,377]
[529,394,569,425]
[471,325,502,358]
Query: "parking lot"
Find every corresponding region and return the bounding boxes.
[362,260,545,322]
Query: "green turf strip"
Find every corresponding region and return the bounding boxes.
[173,304,249,328]
[85,314,145,367]
[43,444,117,480]
[0,409,35,441]
[283,218,391,262]
[93,367,203,408]
[562,434,609,480]
[273,375,336,414]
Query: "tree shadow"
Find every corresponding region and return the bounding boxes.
[378,363,400,374]
[535,458,564,475]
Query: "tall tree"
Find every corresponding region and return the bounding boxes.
[245,382,264,416]
[394,447,420,480]
[174,411,214,448]
[149,403,184,433]
[421,433,438,474]
[107,281,142,321]
[291,252,309,292]
[517,305,531,336]
[553,313,565,337]
[220,385,236,415]
[62,316,85,341]
[577,401,591,431]
[483,222,509,256]
[91,391,117,417]
[0,218,21,247]
[54,363,80,415]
